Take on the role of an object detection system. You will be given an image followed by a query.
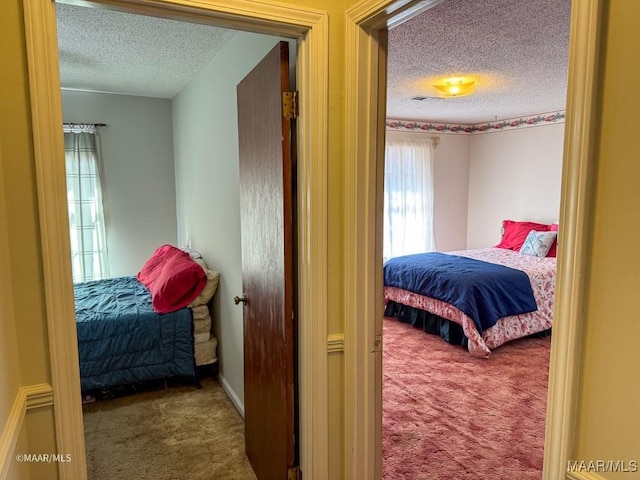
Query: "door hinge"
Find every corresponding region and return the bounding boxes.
[283,91,299,118]
[287,466,301,480]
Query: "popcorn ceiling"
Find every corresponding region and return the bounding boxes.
[56,0,570,121]
[387,0,571,123]
[56,3,236,99]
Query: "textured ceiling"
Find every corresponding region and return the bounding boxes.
[56,0,571,122]
[56,2,236,98]
[387,0,572,123]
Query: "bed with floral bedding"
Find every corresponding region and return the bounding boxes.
[383,221,557,358]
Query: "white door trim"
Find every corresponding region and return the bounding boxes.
[343,0,601,478]
[22,1,329,478]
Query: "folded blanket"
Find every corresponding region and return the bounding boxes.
[191,305,210,320]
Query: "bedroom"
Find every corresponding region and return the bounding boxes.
[57,0,562,478]
[381,0,569,478]
[56,2,295,477]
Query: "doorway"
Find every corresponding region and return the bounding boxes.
[56,5,300,476]
[380,1,569,478]
[343,0,598,479]
[23,1,328,478]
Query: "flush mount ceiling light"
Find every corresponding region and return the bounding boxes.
[433,77,475,98]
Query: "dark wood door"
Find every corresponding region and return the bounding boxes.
[236,41,297,480]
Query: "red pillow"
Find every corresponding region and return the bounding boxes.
[495,220,551,251]
[137,244,207,313]
[547,223,559,257]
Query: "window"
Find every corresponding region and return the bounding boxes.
[64,125,109,282]
[383,134,436,260]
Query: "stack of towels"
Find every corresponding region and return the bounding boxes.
[181,246,220,367]
[192,304,218,366]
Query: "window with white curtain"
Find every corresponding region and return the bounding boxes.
[383,133,437,260]
[64,124,110,283]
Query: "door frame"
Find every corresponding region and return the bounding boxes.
[343,0,602,479]
[22,0,328,478]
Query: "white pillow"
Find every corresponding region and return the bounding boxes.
[519,230,558,257]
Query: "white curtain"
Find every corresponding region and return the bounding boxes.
[64,125,110,283]
[383,134,437,260]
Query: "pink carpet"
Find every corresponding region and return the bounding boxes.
[383,317,550,480]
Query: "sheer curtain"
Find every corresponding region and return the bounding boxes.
[64,124,110,282]
[383,133,437,260]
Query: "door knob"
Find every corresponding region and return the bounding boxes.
[233,295,248,306]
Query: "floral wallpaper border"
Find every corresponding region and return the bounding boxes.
[386,111,565,135]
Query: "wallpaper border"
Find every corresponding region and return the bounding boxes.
[386,110,566,135]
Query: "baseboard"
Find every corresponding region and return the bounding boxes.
[0,383,53,480]
[218,374,245,418]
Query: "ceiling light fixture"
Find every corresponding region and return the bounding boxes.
[433,77,475,98]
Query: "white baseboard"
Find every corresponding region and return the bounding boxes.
[218,374,244,418]
[0,384,53,480]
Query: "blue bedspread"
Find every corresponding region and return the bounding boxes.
[74,276,194,392]
[383,252,537,334]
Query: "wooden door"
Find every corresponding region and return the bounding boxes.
[236,42,297,480]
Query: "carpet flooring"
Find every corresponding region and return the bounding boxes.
[83,377,256,480]
[382,317,551,480]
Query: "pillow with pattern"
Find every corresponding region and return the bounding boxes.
[520,230,558,257]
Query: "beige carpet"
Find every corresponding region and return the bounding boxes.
[83,377,257,480]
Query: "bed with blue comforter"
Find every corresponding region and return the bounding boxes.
[74,276,195,392]
[383,248,556,358]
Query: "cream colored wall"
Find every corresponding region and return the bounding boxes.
[466,124,564,248]
[573,1,640,477]
[0,0,59,478]
[432,134,470,251]
[1,148,21,468]
[1,147,31,480]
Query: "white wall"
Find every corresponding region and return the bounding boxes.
[61,90,178,276]
[466,124,564,248]
[173,32,291,410]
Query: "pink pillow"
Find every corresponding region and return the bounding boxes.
[138,244,207,313]
[547,223,559,257]
[495,220,551,251]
